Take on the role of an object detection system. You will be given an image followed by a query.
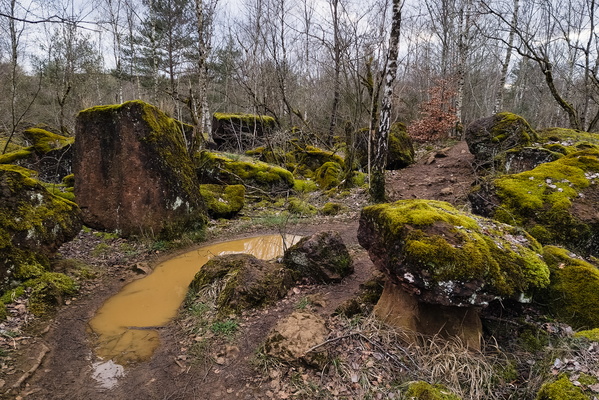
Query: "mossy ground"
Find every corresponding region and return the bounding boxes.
[536,375,591,400]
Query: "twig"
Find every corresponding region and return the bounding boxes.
[11,344,49,389]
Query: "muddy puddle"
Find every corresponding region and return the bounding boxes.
[88,234,299,377]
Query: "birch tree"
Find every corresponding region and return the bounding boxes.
[370,0,402,203]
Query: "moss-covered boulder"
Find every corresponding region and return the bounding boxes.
[359,200,550,349]
[359,200,549,306]
[200,184,245,219]
[0,127,75,183]
[188,253,294,316]
[538,127,599,153]
[283,231,353,283]
[314,161,343,189]
[469,149,599,256]
[212,112,276,151]
[465,112,538,168]
[0,165,81,290]
[537,246,599,329]
[287,143,345,178]
[404,381,463,400]
[195,151,294,194]
[536,375,591,400]
[355,123,415,170]
[287,197,318,216]
[74,100,205,238]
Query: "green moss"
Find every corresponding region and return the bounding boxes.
[574,328,599,341]
[314,161,342,189]
[321,202,343,216]
[246,146,286,165]
[0,301,6,321]
[538,246,599,329]
[483,150,599,252]
[0,147,33,164]
[213,112,276,129]
[404,381,462,400]
[196,151,294,191]
[387,122,415,169]
[24,272,77,315]
[200,184,245,219]
[1,286,25,304]
[536,375,591,400]
[361,200,550,298]
[23,128,74,154]
[287,197,318,216]
[293,179,318,193]
[351,171,368,187]
[491,112,538,144]
[62,174,75,187]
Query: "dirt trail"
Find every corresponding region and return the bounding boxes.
[6,141,476,400]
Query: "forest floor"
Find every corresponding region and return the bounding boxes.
[2,141,480,400]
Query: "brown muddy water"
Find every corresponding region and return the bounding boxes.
[88,234,299,385]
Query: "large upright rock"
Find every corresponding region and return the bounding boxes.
[0,165,81,288]
[74,101,205,237]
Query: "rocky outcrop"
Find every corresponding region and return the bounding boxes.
[358,200,550,349]
[189,253,294,316]
[283,231,353,283]
[466,112,538,169]
[74,100,206,237]
[469,149,599,256]
[0,165,81,289]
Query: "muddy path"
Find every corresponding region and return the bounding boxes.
[6,141,476,400]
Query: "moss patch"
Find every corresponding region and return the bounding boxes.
[23,128,74,154]
[321,202,343,216]
[196,151,294,192]
[404,381,462,400]
[0,147,33,164]
[387,122,415,169]
[538,246,599,329]
[200,184,245,219]
[314,161,342,189]
[287,197,318,216]
[24,272,78,315]
[574,328,599,341]
[536,375,591,400]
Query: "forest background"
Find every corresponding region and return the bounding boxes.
[1,0,597,150]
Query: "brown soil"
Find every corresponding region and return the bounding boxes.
[3,141,475,400]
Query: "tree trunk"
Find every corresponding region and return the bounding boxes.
[328,0,341,145]
[370,0,402,203]
[494,0,518,114]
